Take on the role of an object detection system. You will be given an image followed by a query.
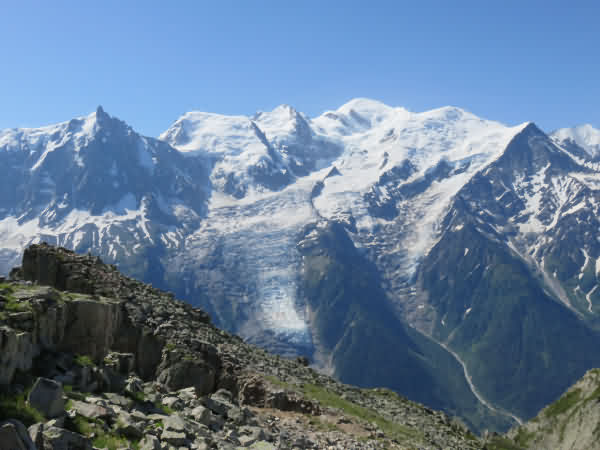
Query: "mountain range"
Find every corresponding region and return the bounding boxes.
[2,99,600,433]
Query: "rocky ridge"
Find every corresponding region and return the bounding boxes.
[491,368,600,450]
[0,243,481,449]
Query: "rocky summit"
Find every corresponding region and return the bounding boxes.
[0,243,481,450]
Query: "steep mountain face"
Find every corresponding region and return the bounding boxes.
[297,221,516,432]
[2,100,600,434]
[0,107,209,279]
[414,124,600,421]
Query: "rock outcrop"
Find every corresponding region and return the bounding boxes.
[486,368,600,450]
[0,243,482,449]
[0,420,36,450]
[27,379,64,419]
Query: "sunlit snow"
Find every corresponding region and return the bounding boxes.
[159,98,529,339]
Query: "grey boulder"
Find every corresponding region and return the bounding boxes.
[27,377,65,419]
[0,420,36,450]
[41,426,92,450]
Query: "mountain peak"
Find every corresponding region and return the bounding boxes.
[336,97,396,116]
[551,123,600,157]
[420,105,473,122]
[520,121,542,134]
[272,103,297,114]
[311,98,402,133]
[254,104,300,122]
[93,105,114,127]
[253,104,309,137]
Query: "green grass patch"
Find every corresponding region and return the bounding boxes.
[156,402,174,415]
[485,435,524,450]
[63,385,87,402]
[68,414,140,450]
[308,415,339,432]
[301,383,422,443]
[4,301,30,313]
[544,388,581,418]
[514,427,535,447]
[125,390,146,404]
[369,387,401,400]
[264,375,292,389]
[0,283,15,293]
[1,285,37,312]
[92,432,138,450]
[1,285,32,315]
[71,414,95,435]
[164,342,176,351]
[0,390,45,426]
[63,292,87,303]
[553,384,600,443]
[75,354,95,367]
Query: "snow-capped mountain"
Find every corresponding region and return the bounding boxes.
[0,106,209,277]
[551,124,600,159]
[160,97,525,346]
[2,100,600,433]
[415,122,600,419]
[159,105,341,198]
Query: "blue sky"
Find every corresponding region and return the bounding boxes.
[1,1,598,136]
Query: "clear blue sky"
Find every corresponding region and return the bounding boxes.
[1,1,598,136]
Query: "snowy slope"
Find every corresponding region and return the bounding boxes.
[159,105,340,199]
[160,98,528,350]
[311,99,528,275]
[552,124,600,158]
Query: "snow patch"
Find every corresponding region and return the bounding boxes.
[515,163,549,233]
[564,201,586,217]
[553,124,600,157]
[586,285,597,313]
[579,249,590,280]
